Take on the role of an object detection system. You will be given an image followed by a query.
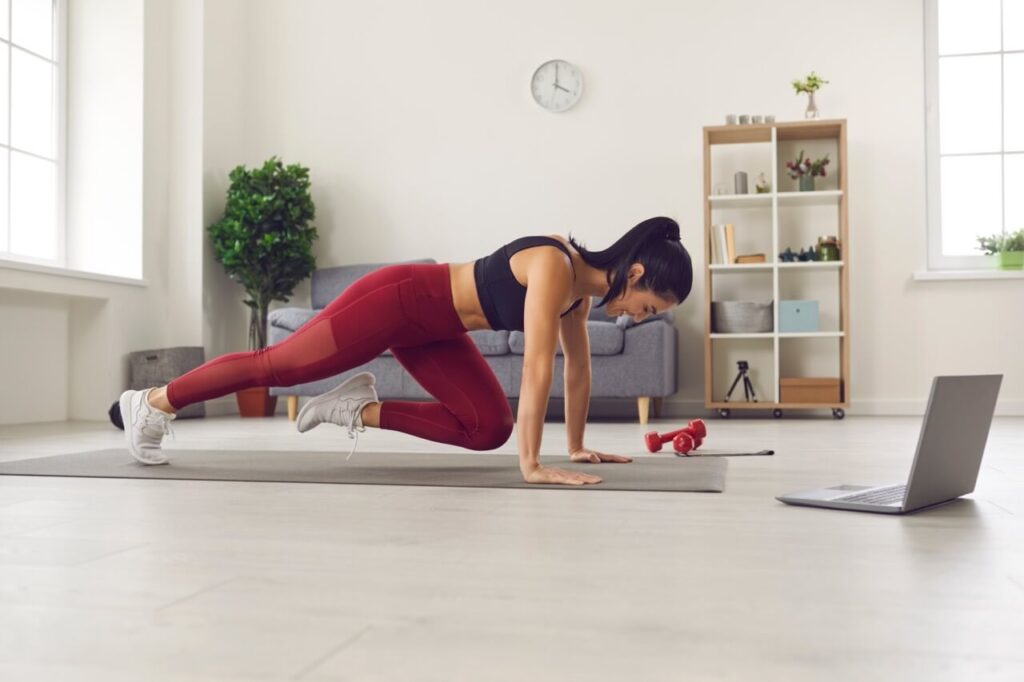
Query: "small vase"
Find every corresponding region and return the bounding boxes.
[805,91,819,120]
[799,174,815,192]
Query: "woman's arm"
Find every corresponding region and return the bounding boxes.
[559,297,592,454]
[559,298,634,465]
[518,250,601,486]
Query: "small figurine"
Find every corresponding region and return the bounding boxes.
[779,247,797,262]
[797,246,818,262]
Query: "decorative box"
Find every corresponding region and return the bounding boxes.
[780,377,842,403]
[778,300,819,333]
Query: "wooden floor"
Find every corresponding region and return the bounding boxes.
[1,414,1022,681]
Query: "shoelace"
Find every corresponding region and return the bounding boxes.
[144,411,176,442]
[345,421,364,461]
[327,401,366,460]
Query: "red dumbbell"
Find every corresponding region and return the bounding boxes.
[671,419,707,455]
[644,419,707,454]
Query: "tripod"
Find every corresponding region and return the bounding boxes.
[724,360,758,403]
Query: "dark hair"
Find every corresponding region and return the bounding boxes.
[569,216,693,309]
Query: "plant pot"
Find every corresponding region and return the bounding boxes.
[997,251,1024,270]
[236,386,278,417]
[799,174,815,192]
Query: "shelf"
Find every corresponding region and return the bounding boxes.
[778,332,845,338]
[774,119,844,141]
[777,190,843,205]
[704,125,773,145]
[709,263,774,272]
[707,190,842,207]
[708,193,772,208]
[710,262,842,271]
[707,401,849,410]
[709,331,845,339]
[777,261,843,270]
[703,118,849,414]
[710,333,774,339]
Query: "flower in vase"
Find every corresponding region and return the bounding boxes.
[786,150,830,179]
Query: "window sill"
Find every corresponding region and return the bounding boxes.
[913,269,1024,281]
[0,258,148,287]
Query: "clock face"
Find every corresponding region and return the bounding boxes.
[530,59,583,112]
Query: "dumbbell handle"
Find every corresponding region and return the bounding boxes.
[644,426,692,452]
[644,419,708,452]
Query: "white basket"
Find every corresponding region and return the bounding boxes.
[711,301,774,333]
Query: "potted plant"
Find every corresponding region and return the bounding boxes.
[976,229,1024,270]
[208,157,319,416]
[785,150,830,192]
[792,70,829,119]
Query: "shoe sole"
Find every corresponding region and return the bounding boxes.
[119,389,168,466]
[296,372,376,433]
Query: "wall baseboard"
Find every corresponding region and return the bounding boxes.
[202,395,1024,419]
[652,398,1024,418]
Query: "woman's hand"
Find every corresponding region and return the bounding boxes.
[522,464,603,486]
[568,447,633,464]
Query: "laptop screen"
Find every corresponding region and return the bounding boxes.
[903,375,1001,511]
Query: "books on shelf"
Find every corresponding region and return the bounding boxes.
[735,254,767,264]
[709,224,735,264]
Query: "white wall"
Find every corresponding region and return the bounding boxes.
[0,0,1020,425]
[0,291,69,423]
[230,0,1021,413]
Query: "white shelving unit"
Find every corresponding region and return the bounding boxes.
[702,119,850,419]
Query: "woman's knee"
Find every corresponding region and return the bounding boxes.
[466,406,514,451]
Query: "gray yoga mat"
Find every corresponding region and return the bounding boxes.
[0,449,726,492]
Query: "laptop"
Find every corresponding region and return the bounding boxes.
[777,375,1002,514]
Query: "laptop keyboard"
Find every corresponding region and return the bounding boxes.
[836,484,907,506]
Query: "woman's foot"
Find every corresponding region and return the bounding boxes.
[296,372,379,435]
[119,388,176,465]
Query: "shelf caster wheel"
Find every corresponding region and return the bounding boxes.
[718,409,731,418]
[832,408,845,420]
[772,409,783,419]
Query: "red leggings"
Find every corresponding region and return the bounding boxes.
[165,263,514,451]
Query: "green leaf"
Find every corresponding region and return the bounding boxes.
[207,156,320,347]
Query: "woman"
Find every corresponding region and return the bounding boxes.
[119,216,693,486]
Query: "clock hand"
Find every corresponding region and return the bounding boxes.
[554,83,571,93]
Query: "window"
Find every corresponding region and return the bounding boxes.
[0,0,64,266]
[925,0,1019,270]
[925,0,1023,269]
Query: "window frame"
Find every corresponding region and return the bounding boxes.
[923,0,1024,270]
[0,0,68,269]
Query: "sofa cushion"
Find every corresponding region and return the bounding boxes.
[312,258,437,310]
[467,330,510,356]
[269,307,318,333]
[508,320,623,356]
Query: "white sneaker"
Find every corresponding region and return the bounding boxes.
[119,388,176,465]
[296,372,379,459]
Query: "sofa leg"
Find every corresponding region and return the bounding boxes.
[653,397,664,418]
[287,395,299,421]
[637,396,650,426]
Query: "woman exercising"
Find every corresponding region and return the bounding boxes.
[119,216,693,486]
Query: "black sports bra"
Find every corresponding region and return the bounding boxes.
[472,236,584,332]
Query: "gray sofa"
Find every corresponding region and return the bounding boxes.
[268,259,677,424]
